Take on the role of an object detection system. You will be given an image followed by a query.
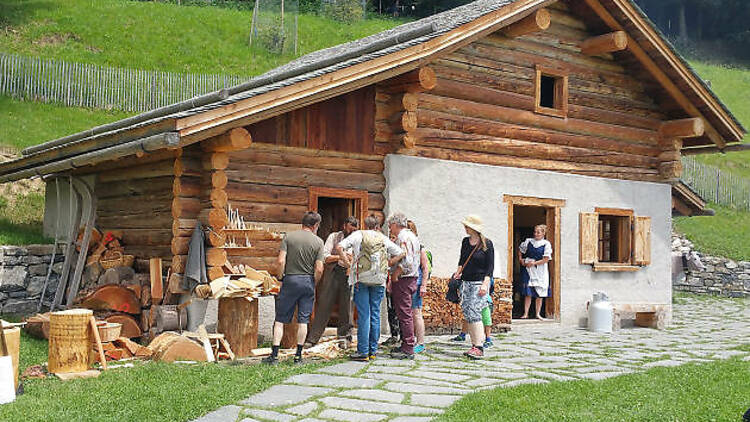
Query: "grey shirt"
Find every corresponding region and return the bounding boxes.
[281,230,325,276]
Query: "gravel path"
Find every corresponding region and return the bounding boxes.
[193,296,750,422]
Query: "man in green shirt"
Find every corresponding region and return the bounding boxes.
[264,212,325,365]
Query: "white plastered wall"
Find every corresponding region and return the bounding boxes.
[384,155,672,327]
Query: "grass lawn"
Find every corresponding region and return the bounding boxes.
[6,329,335,422]
[438,357,750,422]
[0,95,132,150]
[674,203,750,261]
[689,62,750,178]
[0,0,404,75]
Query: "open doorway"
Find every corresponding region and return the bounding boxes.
[309,187,369,327]
[504,195,564,322]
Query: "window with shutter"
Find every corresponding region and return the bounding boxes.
[581,209,651,271]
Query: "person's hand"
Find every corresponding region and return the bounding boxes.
[478,282,488,297]
[419,283,427,297]
[452,271,462,280]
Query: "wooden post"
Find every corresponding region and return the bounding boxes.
[217,298,259,357]
[503,8,551,38]
[579,31,628,55]
[150,258,164,305]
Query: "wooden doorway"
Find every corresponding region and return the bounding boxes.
[503,195,564,321]
[308,187,368,240]
[308,187,368,327]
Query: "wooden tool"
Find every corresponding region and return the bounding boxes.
[89,316,107,371]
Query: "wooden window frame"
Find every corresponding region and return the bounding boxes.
[591,207,640,272]
[534,65,569,118]
[308,186,369,226]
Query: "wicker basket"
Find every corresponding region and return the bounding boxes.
[100,252,135,270]
[96,322,122,343]
[100,251,123,270]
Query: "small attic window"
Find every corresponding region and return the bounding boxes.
[535,65,568,118]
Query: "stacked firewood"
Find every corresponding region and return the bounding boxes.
[421,277,513,334]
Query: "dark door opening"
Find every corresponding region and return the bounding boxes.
[512,205,550,319]
[315,196,356,327]
[317,196,355,242]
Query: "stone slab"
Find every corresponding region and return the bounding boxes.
[286,374,379,389]
[502,378,549,388]
[241,385,332,407]
[381,382,468,395]
[244,408,295,422]
[320,397,440,415]
[361,372,458,387]
[318,361,368,376]
[577,372,627,380]
[643,360,684,368]
[318,408,387,422]
[337,388,404,403]
[286,401,318,416]
[193,405,243,422]
[410,393,462,408]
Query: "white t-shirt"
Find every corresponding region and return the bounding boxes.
[338,230,403,286]
[396,228,421,278]
[519,238,552,289]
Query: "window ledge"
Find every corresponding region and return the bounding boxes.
[592,263,641,272]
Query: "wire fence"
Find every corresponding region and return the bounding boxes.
[682,156,750,210]
[0,53,250,113]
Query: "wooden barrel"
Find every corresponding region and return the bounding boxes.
[48,309,93,374]
[0,324,20,389]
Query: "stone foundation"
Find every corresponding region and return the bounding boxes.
[672,234,750,298]
[0,245,65,316]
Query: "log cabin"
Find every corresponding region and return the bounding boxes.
[0,0,744,330]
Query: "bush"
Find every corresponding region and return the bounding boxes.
[322,0,364,22]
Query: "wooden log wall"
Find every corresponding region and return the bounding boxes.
[93,152,177,262]
[380,2,677,183]
[224,142,386,273]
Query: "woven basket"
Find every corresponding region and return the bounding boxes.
[96,322,122,343]
[122,255,135,267]
[100,252,124,270]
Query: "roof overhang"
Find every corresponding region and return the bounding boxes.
[0,0,744,183]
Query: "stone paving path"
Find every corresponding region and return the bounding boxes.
[194,296,750,422]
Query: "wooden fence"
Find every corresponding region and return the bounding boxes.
[681,156,750,210]
[0,53,249,113]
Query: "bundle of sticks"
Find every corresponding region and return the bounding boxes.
[193,266,280,300]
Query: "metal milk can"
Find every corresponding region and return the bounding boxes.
[588,292,613,333]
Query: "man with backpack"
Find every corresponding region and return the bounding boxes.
[337,215,404,361]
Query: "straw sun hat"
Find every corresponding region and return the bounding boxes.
[461,215,484,234]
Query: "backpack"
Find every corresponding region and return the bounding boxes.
[357,231,387,285]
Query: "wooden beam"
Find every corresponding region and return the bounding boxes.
[503,8,551,38]
[659,118,705,139]
[579,31,627,55]
[580,0,731,148]
[201,128,252,152]
[682,143,750,155]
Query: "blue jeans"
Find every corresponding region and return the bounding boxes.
[353,284,385,356]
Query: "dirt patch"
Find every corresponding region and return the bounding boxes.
[33,32,81,47]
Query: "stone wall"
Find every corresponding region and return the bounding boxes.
[0,245,64,316]
[672,234,750,298]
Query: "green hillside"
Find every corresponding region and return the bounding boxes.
[689,62,750,178]
[0,95,131,150]
[0,0,404,75]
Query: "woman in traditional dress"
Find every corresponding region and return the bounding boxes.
[519,224,552,320]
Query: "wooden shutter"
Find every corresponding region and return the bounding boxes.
[633,216,652,266]
[579,212,598,264]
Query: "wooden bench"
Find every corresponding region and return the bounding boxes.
[612,304,669,330]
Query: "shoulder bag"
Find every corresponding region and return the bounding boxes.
[445,242,480,304]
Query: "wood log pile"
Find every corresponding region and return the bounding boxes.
[421,277,512,334]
